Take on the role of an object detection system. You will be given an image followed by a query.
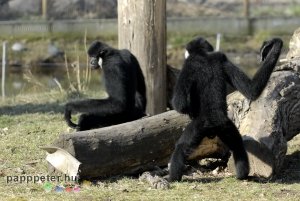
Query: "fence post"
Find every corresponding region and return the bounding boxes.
[42,0,48,20]
[2,41,7,99]
[215,33,222,51]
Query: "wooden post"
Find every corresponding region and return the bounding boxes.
[118,0,167,115]
[2,42,7,100]
[243,0,250,17]
[42,0,48,20]
[243,0,253,35]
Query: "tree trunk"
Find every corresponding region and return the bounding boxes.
[118,0,167,115]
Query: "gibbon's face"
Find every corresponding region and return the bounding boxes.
[87,41,108,69]
[185,37,214,58]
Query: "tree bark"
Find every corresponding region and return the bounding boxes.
[118,0,167,115]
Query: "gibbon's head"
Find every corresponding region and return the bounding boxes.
[185,37,214,59]
[87,41,110,69]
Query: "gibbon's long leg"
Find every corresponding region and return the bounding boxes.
[75,110,145,131]
[76,113,128,131]
[169,119,216,182]
[216,120,249,180]
[64,98,126,129]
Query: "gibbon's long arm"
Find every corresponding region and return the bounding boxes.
[223,38,283,101]
[172,64,195,114]
[64,98,127,128]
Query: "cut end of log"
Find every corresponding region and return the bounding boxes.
[41,146,81,178]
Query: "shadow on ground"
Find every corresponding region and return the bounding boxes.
[273,150,300,184]
[0,103,64,115]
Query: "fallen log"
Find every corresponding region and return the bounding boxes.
[49,110,229,179]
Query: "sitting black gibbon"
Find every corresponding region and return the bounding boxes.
[64,41,147,131]
[169,36,283,181]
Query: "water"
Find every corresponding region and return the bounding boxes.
[1,65,103,97]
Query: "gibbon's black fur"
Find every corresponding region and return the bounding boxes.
[64,41,147,131]
[169,37,283,181]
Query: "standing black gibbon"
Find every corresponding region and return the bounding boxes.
[169,36,283,182]
[64,41,147,131]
